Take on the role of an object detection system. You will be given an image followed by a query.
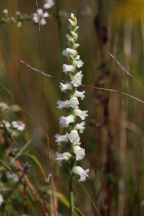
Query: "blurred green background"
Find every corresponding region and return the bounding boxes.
[1,0,144,215]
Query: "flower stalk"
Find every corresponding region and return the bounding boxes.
[55,13,89,215]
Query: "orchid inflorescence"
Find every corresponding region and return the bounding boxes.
[55,13,89,183]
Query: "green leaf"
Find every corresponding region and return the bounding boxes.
[47,190,86,216]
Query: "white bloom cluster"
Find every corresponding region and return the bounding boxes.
[33,0,54,26]
[0,120,25,131]
[55,13,89,182]
[12,121,25,131]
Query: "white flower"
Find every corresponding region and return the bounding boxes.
[59,115,75,128]
[56,152,71,161]
[74,56,84,68]
[67,130,81,145]
[74,109,88,120]
[62,48,77,57]
[44,0,54,9]
[73,43,79,49]
[68,18,76,27]
[74,90,85,100]
[63,64,75,73]
[0,194,4,206]
[7,172,19,182]
[3,9,8,14]
[73,146,85,161]
[69,97,79,108]
[57,97,79,109]
[71,71,83,87]
[73,166,89,182]
[12,121,25,131]
[33,9,49,26]
[66,34,71,40]
[57,100,69,109]
[71,31,78,40]
[74,59,84,68]
[55,134,68,145]
[75,122,85,133]
[59,82,73,92]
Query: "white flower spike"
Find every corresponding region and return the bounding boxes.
[55,13,89,185]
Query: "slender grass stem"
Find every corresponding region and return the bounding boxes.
[69,175,74,216]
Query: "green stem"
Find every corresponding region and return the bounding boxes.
[69,175,74,216]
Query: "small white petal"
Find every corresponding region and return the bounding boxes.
[69,97,79,108]
[56,152,71,161]
[59,83,73,92]
[74,90,85,100]
[66,34,71,40]
[40,19,47,25]
[63,64,75,73]
[74,59,84,68]
[0,194,4,206]
[71,71,83,87]
[74,109,88,120]
[62,49,69,57]
[68,18,76,26]
[44,12,49,17]
[33,14,38,23]
[3,9,8,14]
[73,146,85,161]
[66,48,77,56]
[57,100,69,109]
[55,134,68,145]
[75,122,85,133]
[59,115,75,128]
[73,43,79,49]
[57,97,79,109]
[71,31,78,40]
[37,9,43,14]
[73,166,89,182]
[44,0,54,9]
[67,130,81,145]
[75,55,80,60]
